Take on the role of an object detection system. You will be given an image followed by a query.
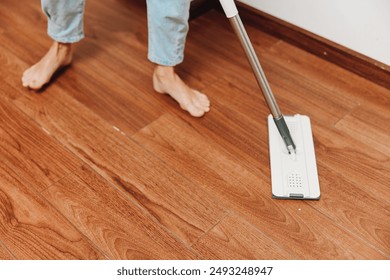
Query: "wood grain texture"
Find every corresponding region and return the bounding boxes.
[192,213,294,259]
[313,164,390,257]
[335,105,390,157]
[43,165,198,259]
[265,41,390,112]
[220,66,359,127]
[0,242,14,260]
[14,88,228,247]
[0,164,104,259]
[132,113,387,259]
[0,45,26,101]
[0,95,82,192]
[314,124,390,206]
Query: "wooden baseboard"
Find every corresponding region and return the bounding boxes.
[221,3,390,90]
[190,0,219,20]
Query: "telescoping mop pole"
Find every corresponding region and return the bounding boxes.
[219,0,296,154]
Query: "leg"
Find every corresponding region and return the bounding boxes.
[22,0,85,90]
[147,0,210,117]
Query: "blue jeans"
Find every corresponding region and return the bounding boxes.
[41,0,191,66]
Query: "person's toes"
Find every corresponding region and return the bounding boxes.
[22,74,31,87]
[201,97,211,108]
[197,91,208,101]
[197,91,210,106]
[22,70,31,81]
[193,91,210,109]
[184,102,205,118]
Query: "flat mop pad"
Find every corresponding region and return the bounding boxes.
[268,115,320,199]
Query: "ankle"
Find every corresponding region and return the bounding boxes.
[55,41,71,48]
[53,41,72,56]
[154,65,175,80]
[52,42,73,66]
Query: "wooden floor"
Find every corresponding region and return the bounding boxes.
[0,0,389,260]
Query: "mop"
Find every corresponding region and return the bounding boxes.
[219,0,320,199]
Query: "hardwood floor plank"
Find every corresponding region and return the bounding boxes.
[314,123,390,205]
[14,90,228,246]
[43,165,198,259]
[0,94,82,192]
[0,80,23,103]
[266,41,390,111]
[192,213,294,259]
[56,66,159,133]
[78,133,228,246]
[0,45,26,101]
[314,164,390,257]
[132,113,386,259]
[0,4,48,65]
[0,165,104,259]
[335,105,390,157]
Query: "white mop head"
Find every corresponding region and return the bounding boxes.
[268,114,320,200]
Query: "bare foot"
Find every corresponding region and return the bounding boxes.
[22,41,73,90]
[152,66,210,117]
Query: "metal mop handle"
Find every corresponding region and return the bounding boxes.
[219,0,296,153]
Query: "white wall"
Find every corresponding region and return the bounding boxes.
[238,0,390,66]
